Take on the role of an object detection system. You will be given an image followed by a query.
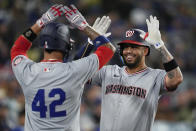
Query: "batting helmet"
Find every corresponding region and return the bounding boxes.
[40,22,72,56]
[117,29,150,56]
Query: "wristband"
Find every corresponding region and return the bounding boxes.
[23,28,37,42]
[163,59,178,72]
[93,35,110,49]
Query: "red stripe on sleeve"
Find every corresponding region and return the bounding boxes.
[10,35,32,62]
[94,46,114,70]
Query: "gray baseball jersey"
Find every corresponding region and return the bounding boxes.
[12,54,99,131]
[92,65,168,131]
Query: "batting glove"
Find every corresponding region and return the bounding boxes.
[134,15,164,49]
[88,16,111,45]
[36,4,64,28]
[63,5,89,30]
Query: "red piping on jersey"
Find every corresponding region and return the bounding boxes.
[124,67,148,75]
[41,59,63,62]
[94,46,114,70]
[11,35,32,62]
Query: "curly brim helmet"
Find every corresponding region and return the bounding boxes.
[117,30,150,56]
[40,22,72,55]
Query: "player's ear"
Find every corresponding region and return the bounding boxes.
[143,47,149,56]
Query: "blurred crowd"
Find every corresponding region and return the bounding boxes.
[0,0,195,131]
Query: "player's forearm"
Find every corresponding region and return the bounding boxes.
[74,26,107,60]
[21,23,41,43]
[158,45,173,63]
[83,26,100,40]
[159,45,182,81]
[10,23,40,61]
[83,26,116,53]
[31,24,42,35]
[83,28,116,69]
[158,45,183,90]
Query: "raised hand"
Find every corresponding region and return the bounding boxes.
[145,15,164,49]
[36,4,65,28]
[92,16,111,37]
[63,4,88,30]
[135,15,164,49]
[88,16,111,44]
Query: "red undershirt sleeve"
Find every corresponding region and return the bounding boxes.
[10,35,32,62]
[94,46,114,70]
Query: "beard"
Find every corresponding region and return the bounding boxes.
[122,54,142,69]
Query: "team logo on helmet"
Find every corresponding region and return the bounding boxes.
[44,41,48,48]
[126,30,134,38]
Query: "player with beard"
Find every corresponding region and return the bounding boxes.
[120,42,148,71]
[82,16,183,131]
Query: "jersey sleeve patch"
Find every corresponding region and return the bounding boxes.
[13,56,24,66]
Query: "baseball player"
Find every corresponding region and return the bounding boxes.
[11,4,115,131]
[78,15,183,131]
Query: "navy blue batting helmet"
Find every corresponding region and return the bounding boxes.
[40,22,72,55]
[117,29,150,56]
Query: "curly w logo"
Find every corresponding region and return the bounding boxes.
[126,30,134,37]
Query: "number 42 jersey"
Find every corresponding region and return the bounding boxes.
[12,54,99,131]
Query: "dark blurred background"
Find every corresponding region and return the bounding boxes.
[0,0,195,131]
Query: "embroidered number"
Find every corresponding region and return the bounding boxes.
[49,89,66,117]
[32,88,66,118]
[32,89,47,118]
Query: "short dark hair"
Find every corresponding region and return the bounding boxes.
[45,49,64,54]
[44,49,67,58]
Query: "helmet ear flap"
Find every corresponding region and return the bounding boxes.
[64,41,74,60]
